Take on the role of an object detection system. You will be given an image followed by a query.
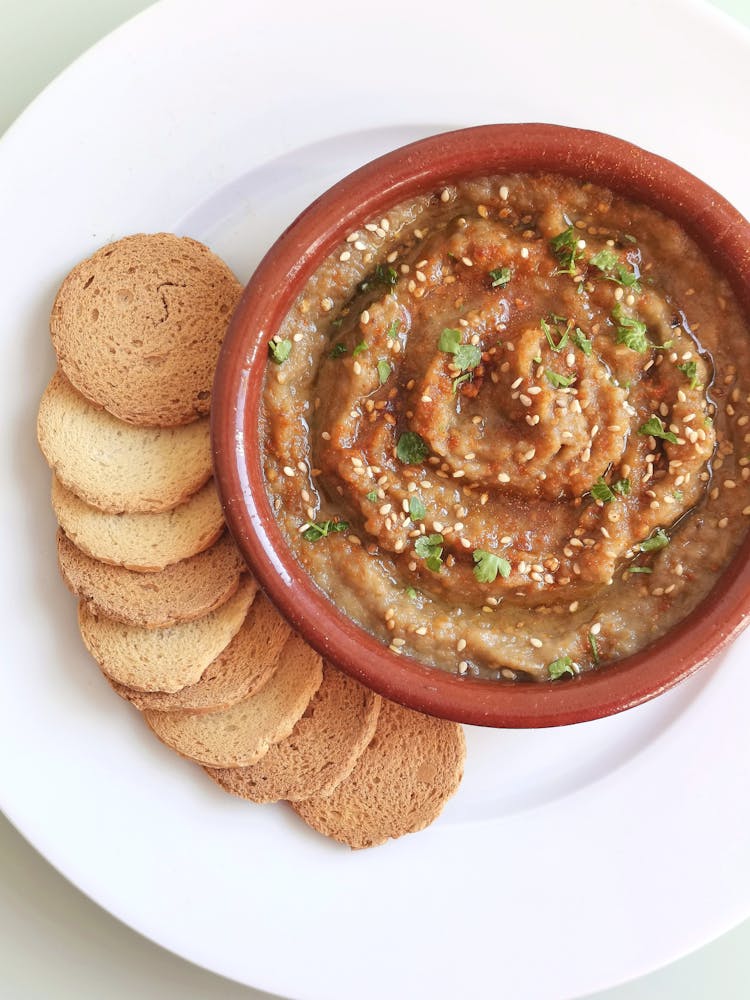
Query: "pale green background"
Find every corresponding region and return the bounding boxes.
[1,1,748,997]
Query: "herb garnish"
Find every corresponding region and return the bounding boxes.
[268,339,292,364]
[638,416,678,443]
[548,655,575,679]
[452,372,473,395]
[329,342,348,359]
[640,528,669,552]
[366,490,378,502]
[353,341,368,356]
[386,320,400,339]
[590,248,619,272]
[545,369,576,389]
[612,303,649,353]
[591,478,615,503]
[550,226,582,276]
[409,497,426,522]
[405,586,418,599]
[590,249,641,289]
[628,566,653,574]
[489,266,512,288]
[377,359,391,384]
[588,633,600,664]
[677,360,699,389]
[414,533,444,572]
[396,431,429,465]
[540,315,569,352]
[612,478,631,496]
[303,520,349,542]
[439,327,482,371]
[572,327,593,356]
[472,549,511,583]
[358,263,398,293]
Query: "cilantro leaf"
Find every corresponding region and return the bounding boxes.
[366,490,378,502]
[386,320,400,339]
[452,372,473,395]
[454,343,482,370]
[590,248,619,271]
[572,327,593,356]
[550,226,581,276]
[489,266,512,288]
[414,533,443,572]
[612,304,649,353]
[612,478,631,496]
[591,478,615,503]
[377,359,391,384]
[548,655,575,679]
[546,369,576,389]
[405,586,418,599]
[329,342,348,359]
[358,264,398,293]
[678,360,699,389]
[541,316,569,352]
[268,339,292,364]
[613,263,641,290]
[628,565,653,574]
[640,528,670,552]
[438,328,462,353]
[353,340,368,356]
[302,520,349,542]
[396,431,429,465]
[472,549,511,583]
[638,416,678,443]
[409,497,426,522]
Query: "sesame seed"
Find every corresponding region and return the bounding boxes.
[461,256,473,267]
[590,622,601,635]
[440,188,451,203]
[457,638,467,652]
[360,309,370,325]
[353,361,362,375]
[725,480,737,489]
[719,516,729,528]
[321,297,334,312]
[354,240,367,251]
[346,232,359,243]
[458,661,469,674]
[520,247,530,259]
[523,447,536,462]
[569,601,579,613]
[500,185,509,200]
[498,472,511,483]
[339,250,351,262]
[282,466,295,477]
[529,637,543,648]
[415,270,427,283]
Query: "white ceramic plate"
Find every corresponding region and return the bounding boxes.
[1,1,749,997]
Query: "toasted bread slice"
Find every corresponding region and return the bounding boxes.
[144,635,323,767]
[52,476,224,572]
[205,663,381,802]
[110,593,290,713]
[78,576,257,692]
[292,700,465,849]
[57,529,244,628]
[49,233,242,427]
[38,372,212,513]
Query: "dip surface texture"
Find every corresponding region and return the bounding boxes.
[262,174,750,681]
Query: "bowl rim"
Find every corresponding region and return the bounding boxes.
[212,122,750,728]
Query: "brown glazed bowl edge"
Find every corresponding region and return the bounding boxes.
[212,123,750,728]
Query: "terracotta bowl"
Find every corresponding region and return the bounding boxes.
[212,123,750,728]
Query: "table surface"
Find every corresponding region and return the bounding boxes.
[2,1,749,997]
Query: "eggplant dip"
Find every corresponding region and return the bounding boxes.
[262,174,750,681]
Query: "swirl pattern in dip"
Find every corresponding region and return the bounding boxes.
[262,174,750,681]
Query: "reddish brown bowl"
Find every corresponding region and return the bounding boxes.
[212,123,750,728]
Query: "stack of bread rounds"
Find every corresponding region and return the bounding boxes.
[38,233,466,849]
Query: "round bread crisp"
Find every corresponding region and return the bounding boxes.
[110,593,291,713]
[52,476,224,572]
[144,635,323,768]
[38,371,212,513]
[205,664,381,802]
[57,529,244,628]
[49,233,242,426]
[292,701,465,849]
[78,576,257,693]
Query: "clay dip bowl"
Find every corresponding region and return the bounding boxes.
[212,124,750,728]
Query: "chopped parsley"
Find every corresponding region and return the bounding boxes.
[409,496,426,521]
[352,340,368,356]
[405,586,418,599]
[541,316,569,352]
[329,342,347,359]
[546,369,576,389]
[386,320,400,339]
[366,490,378,502]
[572,327,593,356]
[612,303,649,353]
[489,266,512,288]
[472,549,511,584]
[550,225,582,276]
[396,431,429,465]
[612,263,641,290]
[302,520,348,542]
[548,655,575,679]
[589,248,619,271]
[358,263,398,293]
[673,489,684,502]
[588,632,600,664]
[414,533,444,572]
[677,360,699,389]
[638,416,678,443]
[439,327,482,373]
[640,528,670,552]
[591,478,616,503]
[628,565,653,574]
[268,339,292,364]
[612,478,631,496]
[377,359,391,384]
